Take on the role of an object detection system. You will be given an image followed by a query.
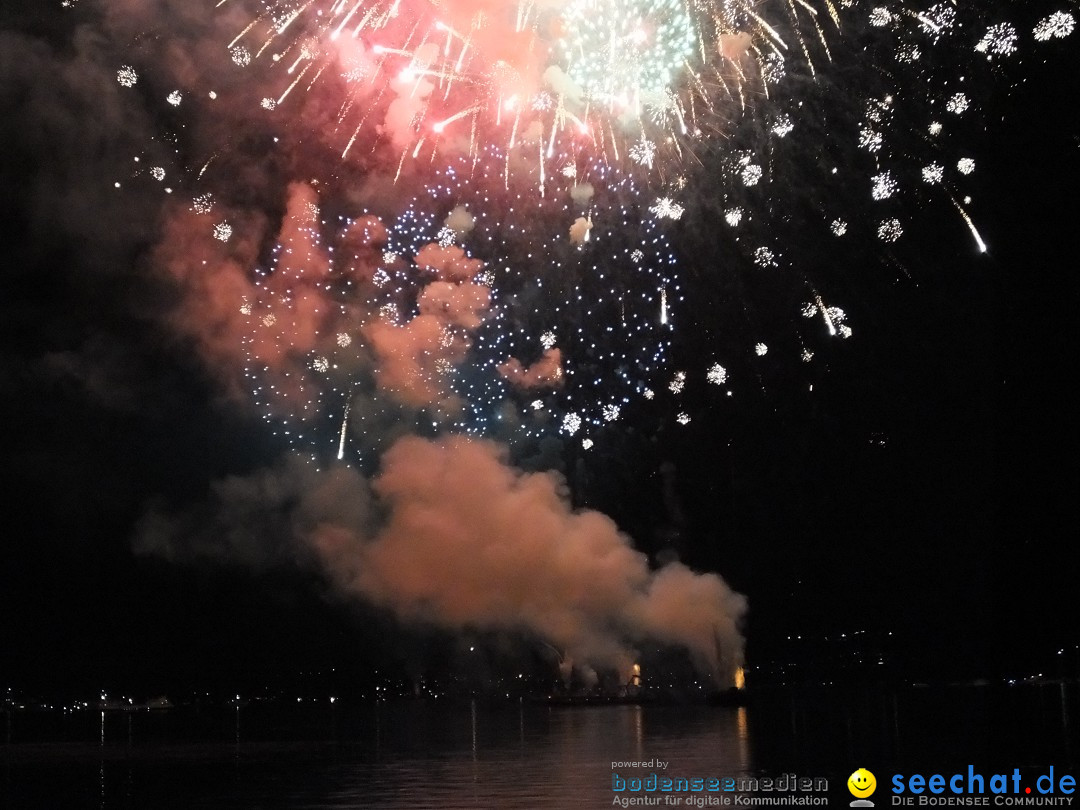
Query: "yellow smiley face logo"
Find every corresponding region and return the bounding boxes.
[848,768,877,798]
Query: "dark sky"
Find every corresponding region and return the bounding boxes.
[1,2,1077,695]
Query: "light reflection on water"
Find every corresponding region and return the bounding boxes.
[3,703,754,809]
[339,703,754,810]
[3,686,1077,809]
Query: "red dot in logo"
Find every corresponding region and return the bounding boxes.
[1026,789,1032,794]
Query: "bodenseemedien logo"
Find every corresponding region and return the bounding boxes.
[849,768,878,808]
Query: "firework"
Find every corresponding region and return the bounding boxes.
[559,0,697,106]
[753,247,777,268]
[114,0,1071,454]
[1034,12,1075,42]
[975,23,1018,60]
[877,218,902,242]
[706,364,728,385]
[116,65,138,87]
[212,0,845,183]
[241,150,682,458]
[871,171,898,201]
[946,93,969,115]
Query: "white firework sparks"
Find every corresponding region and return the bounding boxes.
[1034,12,1075,41]
[336,332,352,348]
[754,343,768,356]
[213,221,232,241]
[929,121,943,136]
[561,413,582,436]
[921,3,957,37]
[877,218,903,242]
[753,247,777,267]
[761,53,785,85]
[706,363,728,385]
[647,90,681,128]
[581,438,594,449]
[341,61,369,83]
[540,331,557,349]
[741,164,763,187]
[772,114,794,138]
[150,166,166,181]
[869,7,894,27]
[858,127,883,153]
[261,98,277,110]
[897,44,921,63]
[643,388,655,400]
[957,157,975,175]
[650,197,684,220]
[975,23,1018,59]
[922,163,944,184]
[831,219,848,236]
[629,139,657,169]
[312,356,329,373]
[602,404,621,422]
[669,371,686,394]
[725,208,743,227]
[871,171,897,200]
[946,93,969,115]
[116,65,138,87]
[865,96,893,125]
[532,91,553,111]
[192,193,213,215]
[676,412,691,425]
[166,90,182,106]
[436,226,456,247]
[231,46,252,66]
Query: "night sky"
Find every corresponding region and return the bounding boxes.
[2,1,1078,697]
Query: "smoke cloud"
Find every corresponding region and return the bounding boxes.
[498,348,564,389]
[569,215,593,244]
[570,182,595,205]
[444,205,476,236]
[138,437,747,682]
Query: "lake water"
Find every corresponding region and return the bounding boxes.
[3,685,1077,808]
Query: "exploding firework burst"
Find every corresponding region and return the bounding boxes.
[208,0,852,183]
[559,0,697,106]
[241,150,682,458]
[112,0,1075,452]
[1034,12,1075,42]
